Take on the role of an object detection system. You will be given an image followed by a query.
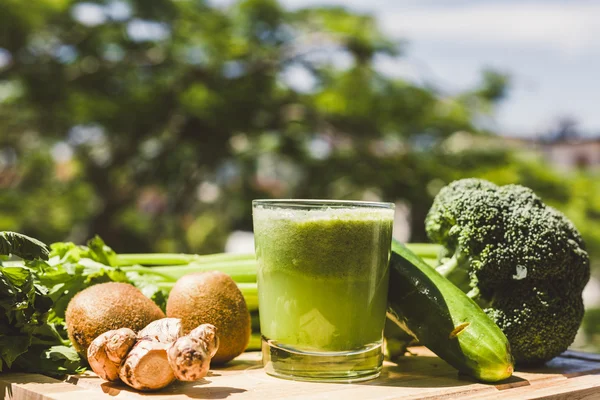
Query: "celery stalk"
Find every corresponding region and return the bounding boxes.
[118,244,438,314]
[246,333,262,351]
[156,282,258,312]
[122,259,257,282]
[115,252,255,267]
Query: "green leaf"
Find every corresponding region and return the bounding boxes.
[0,335,31,369]
[13,344,85,376]
[0,232,49,261]
[44,345,81,364]
[0,266,31,287]
[87,236,117,267]
[52,243,92,264]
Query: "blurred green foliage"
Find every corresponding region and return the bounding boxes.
[582,308,600,352]
[0,0,500,251]
[1,0,600,354]
[0,0,599,274]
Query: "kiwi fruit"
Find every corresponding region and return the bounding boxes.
[166,271,251,364]
[66,282,165,356]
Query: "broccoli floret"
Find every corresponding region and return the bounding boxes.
[425,178,590,365]
[486,282,585,365]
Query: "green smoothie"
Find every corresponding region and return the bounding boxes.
[253,204,394,353]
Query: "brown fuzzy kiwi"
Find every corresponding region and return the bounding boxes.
[166,271,250,364]
[66,282,165,356]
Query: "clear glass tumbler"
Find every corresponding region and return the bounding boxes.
[252,199,395,382]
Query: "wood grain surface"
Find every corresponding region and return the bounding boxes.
[2,347,600,400]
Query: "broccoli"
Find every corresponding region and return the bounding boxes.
[424,178,590,366]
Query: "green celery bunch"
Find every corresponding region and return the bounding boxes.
[0,232,259,375]
[0,233,129,375]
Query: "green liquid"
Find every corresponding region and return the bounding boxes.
[254,206,393,352]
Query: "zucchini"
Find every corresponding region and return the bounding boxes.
[387,240,514,382]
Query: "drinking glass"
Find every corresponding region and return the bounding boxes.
[252,199,394,382]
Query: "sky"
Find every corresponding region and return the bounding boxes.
[227,0,600,137]
[4,0,597,138]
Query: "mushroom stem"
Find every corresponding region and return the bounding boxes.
[87,333,119,381]
[119,341,175,391]
[105,328,137,364]
[167,323,219,381]
[90,322,219,391]
[137,318,182,344]
[189,324,219,359]
[87,328,136,381]
[167,336,210,382]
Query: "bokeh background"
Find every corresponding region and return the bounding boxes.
[1,0,599,351]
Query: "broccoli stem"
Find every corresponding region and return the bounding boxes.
[402,243,443,260]
[466,286,480,300]
[434,252,473,294]
[436,253,460,276]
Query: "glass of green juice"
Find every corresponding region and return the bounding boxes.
[252,199,395,383]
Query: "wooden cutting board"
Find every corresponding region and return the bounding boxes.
[2,347,600,400]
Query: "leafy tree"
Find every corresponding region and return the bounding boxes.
[0,0,546,254]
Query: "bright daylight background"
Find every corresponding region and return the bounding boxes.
[1,0,599,353]
[214,0,600,136]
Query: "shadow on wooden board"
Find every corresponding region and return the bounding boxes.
[0,373,248,400]
[67,373,248,399]
[98,380,247,399]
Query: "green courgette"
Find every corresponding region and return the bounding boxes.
[387,240,514,382]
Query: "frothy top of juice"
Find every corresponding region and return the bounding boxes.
[253,205,394,279]
[253,205,394,223]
